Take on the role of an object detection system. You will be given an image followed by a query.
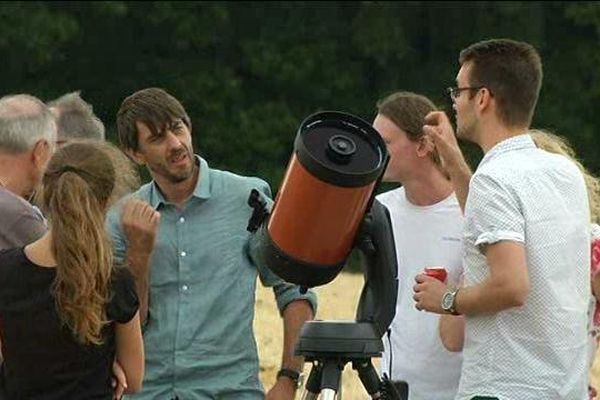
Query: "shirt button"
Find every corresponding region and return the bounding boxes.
[182,285,189,292]
[180,251,187,257]
[179,217,185,223]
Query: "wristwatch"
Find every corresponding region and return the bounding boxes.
[441,286,460,315]
[277,368,303,388]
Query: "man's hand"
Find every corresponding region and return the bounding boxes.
[112,360,128,400]
[413,273,448,314]
[121,198,160,323]
[266,377,297,400]
[423,111,464,170]
[423,111,472,212]
[121,199,160,273]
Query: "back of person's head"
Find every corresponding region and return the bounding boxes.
[42,141,118,345]
[0,94,56,154]
[376,91,442,166]
[459,38,542,128]
[116,87,191,152]
[530,129,600,224]
[47,91,105,142]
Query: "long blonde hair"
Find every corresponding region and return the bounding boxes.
[530,129,600,224]
[42,141,117,345]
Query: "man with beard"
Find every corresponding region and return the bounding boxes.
[106,88,316,400]
[412,39,590,399]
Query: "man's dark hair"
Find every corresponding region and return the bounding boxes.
[459,38,542,128]
[116,88,191,151]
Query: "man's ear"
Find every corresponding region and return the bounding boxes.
[31,139,52,169]
[416,135,435,158]
[477,87,493,113]
[125,148,146,166]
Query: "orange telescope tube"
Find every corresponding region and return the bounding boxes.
[259,111,388,287]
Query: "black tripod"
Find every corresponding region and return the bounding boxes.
[296,321,400,400]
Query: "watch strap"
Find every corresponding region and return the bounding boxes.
[443,286,461,315]
[277,368,301,384]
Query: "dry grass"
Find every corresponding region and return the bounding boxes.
[255,271,600,399]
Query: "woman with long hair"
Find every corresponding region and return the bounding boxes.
[0,141,144,399]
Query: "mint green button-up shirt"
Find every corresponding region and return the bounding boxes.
[107,157,317,400]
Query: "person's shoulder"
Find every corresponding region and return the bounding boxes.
[376,187,405,206]
[0,188,38,217]
[210,168,271,194]
[108,182,153,212]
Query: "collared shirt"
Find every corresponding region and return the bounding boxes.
[458,134,590,400]
[106,157,317,400]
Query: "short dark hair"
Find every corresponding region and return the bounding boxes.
[459,38,542,127]
[116,88,191,151]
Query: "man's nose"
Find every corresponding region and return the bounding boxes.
[165,130,182,148]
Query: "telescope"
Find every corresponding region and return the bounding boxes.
[248,111,401,399]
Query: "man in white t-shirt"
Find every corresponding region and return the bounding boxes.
[373,91,464,400]
[414,39,590,400]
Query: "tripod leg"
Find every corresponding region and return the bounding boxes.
[319,361,343,400]
[301,362,323,400]
[320,388,338,400]
[353,359,384,399]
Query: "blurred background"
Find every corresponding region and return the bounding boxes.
[1,1,599,190]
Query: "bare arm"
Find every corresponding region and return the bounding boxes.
[115,311,145,394]
[121,200,160,324]
[280,299,313,371]
[414,241,529,315]
[266,299,314,400]
[454,241,529,314]
[423,111,473,212]
[439,314,465,352]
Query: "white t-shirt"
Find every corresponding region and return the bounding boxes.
[378,187,464,400]
[459,134,590,400]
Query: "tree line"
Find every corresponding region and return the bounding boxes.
[1,1,599,189]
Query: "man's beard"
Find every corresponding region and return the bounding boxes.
[150,147,195,183]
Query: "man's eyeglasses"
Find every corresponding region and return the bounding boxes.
[447,86,485,101]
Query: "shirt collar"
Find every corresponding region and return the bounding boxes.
[479,133,535,168]
[148,155,211,208]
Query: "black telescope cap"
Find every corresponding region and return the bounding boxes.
[295,111,387,188]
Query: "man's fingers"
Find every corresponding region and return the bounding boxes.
[424,111,443,125]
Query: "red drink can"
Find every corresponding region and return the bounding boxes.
[424,266,447,282]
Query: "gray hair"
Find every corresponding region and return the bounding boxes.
[48,91,105,141]
[0,94,57,154]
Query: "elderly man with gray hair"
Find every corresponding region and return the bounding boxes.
[47,91,105,144]
[0,94,56,250]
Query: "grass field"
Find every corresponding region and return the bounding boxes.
[254,271,600,399]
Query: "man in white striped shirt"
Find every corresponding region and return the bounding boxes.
[413,39,590,400]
